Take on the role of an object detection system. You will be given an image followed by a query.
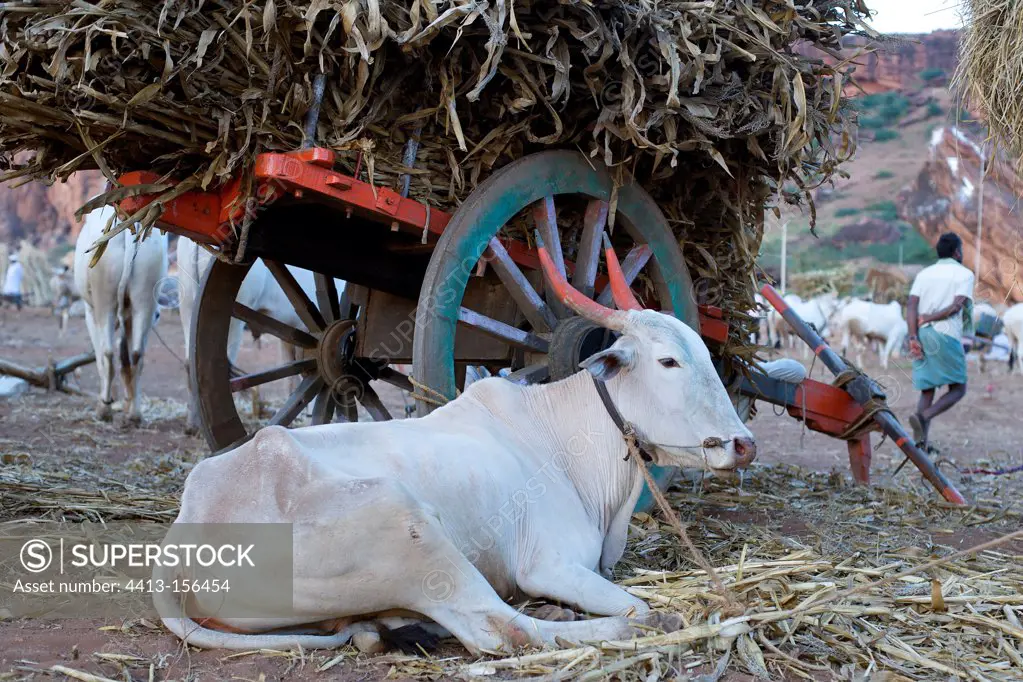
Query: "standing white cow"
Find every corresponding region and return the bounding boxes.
[154,259,756,655]
[1002,303,1023,375]
[73,206,168,423]
[772,293,843,356]
[767,293,801,349]
[830,299,907,369]
[177,238,345,432]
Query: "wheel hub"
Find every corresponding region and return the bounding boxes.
[316,319,356,389]
[316,319,390,404]
[547,316,618,381]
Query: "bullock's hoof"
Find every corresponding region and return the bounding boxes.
[352,630,386,655]
[530,604,577,622]
[633,611,684,634]
[122,413,143,428]
[96,404,113,422]
[379,624,442,654]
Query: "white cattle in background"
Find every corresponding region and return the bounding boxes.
[154,292,756,655]
[73,206,168,423]
[772,293,844,356]
[830,299,907,369]
[767,293,801,349]
[177,238,346,433]
[1002,303,1023,375]
[749,292,769,345]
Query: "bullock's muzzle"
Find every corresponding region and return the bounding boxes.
[732,436,757,469]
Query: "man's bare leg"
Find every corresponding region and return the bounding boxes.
[914,384,966,445]
[910,389,935,444]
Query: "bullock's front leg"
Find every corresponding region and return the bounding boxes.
[517,563,649,618]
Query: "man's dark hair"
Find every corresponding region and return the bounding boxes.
[936,232,962,259]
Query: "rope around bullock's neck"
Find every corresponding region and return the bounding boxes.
[628,437,742,617]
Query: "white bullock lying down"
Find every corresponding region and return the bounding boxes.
[155,251,756,655]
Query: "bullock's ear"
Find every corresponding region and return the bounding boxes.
[580,340,636,381]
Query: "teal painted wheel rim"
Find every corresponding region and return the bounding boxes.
[412,151,698,513]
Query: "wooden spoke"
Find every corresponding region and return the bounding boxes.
[532,195,570,318]
[359,385,393,421]
[337,397,359,423]
[377,366,414,392]
[311,385,336,425]
[504,363,550,385]
[486,238,558,332]
[230,358,318,393]
[315,273,341,324]
[265,259,327,333]
[232,302,318,349]
[573,199,609,297]
[596,244,653,307]
[458,307,550,353]
[268,374,324,428]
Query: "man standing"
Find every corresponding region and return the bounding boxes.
[906,232,975,446]
[2,252,24,310]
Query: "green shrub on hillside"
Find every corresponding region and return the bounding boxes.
[873,170,895,179]
[859,116,886,129]
[856,92,910,124]
[873,129,900,143]
[867,200,899,221]
[926,101,943,118]
[919,67,947,82]
[835,207,860,217]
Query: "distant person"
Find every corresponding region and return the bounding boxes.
[50,264,75,333]
[2,252,24,310]
[906,232,975,447]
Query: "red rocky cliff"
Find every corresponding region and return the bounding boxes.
[0,172,105,250]
[897,126,1023,305]
[796,30,959,93]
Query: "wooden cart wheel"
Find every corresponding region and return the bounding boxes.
[191,257,413,453]
[411,150,700,510]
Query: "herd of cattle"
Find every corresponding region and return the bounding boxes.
[46,208,1023,424]
[753,291,1023,373]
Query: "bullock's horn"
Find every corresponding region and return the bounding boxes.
[602,232,643,311]
[535,230,626,330]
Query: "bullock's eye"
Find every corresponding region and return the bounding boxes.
[658,358,680,369]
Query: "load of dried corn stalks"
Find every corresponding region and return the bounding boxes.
[955,0,1023,162]
[0,1,874,344]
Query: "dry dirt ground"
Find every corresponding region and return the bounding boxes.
[1,306,1021,681]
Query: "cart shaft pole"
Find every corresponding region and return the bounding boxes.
[759,284,966,505]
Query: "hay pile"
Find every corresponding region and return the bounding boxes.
[0,0,874,340]
[787,265,856,298]
[955,0,1023,161]
[16,240,53,306]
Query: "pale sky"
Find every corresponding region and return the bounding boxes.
[866,0,963,34]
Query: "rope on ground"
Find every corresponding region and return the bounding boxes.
[152,326,187,370]
[959,463,1023,476]
[630,441,741,617]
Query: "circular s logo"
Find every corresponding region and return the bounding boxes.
[20,540,52,573]
[421,570,454,602]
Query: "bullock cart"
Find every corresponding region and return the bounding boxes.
[115,87,963,507]
[1,0,959,503]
